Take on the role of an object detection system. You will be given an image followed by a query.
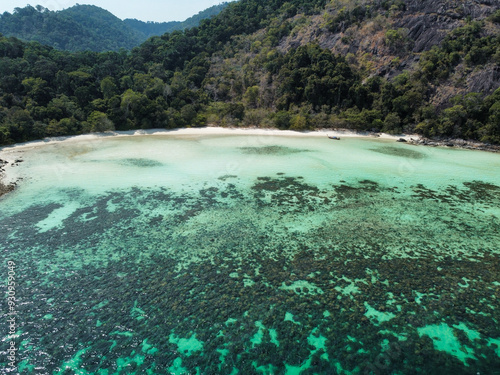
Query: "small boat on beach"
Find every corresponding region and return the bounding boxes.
[328,135,340,140]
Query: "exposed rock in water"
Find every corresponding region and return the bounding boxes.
[0,160,7,175]
[0,181,15,197]
[0,158,17,197]
[408,137,500,152]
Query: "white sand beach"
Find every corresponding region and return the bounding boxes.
[0,126,419,153]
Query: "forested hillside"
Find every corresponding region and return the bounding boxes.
[124,3,230,39]
[0,0,499,146]
[0,3,229,52]
[0,5,143,51]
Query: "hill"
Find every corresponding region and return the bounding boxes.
[0,5,143,51]
[0,0,499,147]
[0,3,229,52]
[124,3,230,39]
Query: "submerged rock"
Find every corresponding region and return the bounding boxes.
[0,182,15,197]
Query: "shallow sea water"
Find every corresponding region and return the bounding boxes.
[1,133,499,374]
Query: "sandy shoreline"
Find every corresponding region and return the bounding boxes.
[2,125,499,198]
[0,126,417,152]
[0,127,417,198]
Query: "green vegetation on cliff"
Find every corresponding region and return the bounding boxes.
[0,0,499,146]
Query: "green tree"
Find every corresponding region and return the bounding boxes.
[383,113,402,134]
[100,76,118,99]
[0,126,11,144]
[243,86,260,108]
[277,44,358,110]
[384,28,410,52]
[480,101,500,143]
[22,77,50,104]
[5,108,34,141]
[439,105,466,136]
[121,89,148,119]
[273,111,291,129]
[180,104,197,125]
[46,117,78,136]
[289,113,308,130]
[87,111,114,132]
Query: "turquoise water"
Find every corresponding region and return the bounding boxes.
[1,133,499,374]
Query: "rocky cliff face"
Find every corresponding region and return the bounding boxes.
[279,0,499,107]
[398,0,495,52]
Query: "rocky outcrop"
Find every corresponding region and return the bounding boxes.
[397,13,456,52]
[398,0,497,52]
[404,0,496,19]
[429,62,500,109]
[279,0,500,109]
[0,158,19,198]
[408,137,500,152]
[0,181,15,197]
[466,64,500,93]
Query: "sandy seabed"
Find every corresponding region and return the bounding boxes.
[0,127,417,186]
